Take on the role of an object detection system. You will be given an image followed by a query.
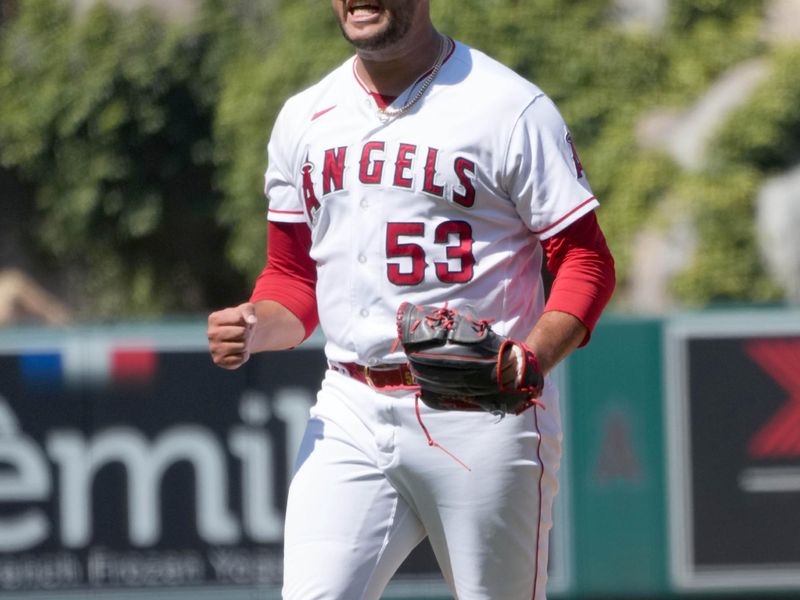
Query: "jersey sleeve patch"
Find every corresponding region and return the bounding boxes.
[565,132,584,179]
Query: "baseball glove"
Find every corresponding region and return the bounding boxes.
[395,302,544,415]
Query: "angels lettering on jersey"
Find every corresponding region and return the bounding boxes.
[299,141,477,226]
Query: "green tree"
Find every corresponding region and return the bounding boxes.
[714,47,800,171]
[0,0,243,317]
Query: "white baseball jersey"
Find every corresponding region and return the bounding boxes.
[269,38,599,600]
[265,39,598,366]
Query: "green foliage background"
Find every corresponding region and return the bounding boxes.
[0,0,797,319]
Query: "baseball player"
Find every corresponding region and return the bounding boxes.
[207,1,616,598]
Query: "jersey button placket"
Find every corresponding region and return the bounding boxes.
[357,250,370,318]
[356,210,369,318]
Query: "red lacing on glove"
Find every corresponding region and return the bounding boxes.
[511,397,546,415]
[414,394,472,472]
[467,316,494,336]
[391,303,457,352]
[425,304,457,330]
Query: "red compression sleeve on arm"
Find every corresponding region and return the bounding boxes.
[250,221,319,340]
[541,211,616,346]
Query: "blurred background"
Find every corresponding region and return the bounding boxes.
[0,0,798,599]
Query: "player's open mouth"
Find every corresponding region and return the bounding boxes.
[348,1,381,17]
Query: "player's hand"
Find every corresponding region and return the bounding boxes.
[500,341,530,388]
[207,302,258,370]
[500,344,520,388]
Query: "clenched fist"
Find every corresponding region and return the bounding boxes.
[207,302,258,369]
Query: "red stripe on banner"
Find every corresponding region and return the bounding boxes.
[111,348,157,382]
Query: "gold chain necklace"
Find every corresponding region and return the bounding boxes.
[367,35,450,122]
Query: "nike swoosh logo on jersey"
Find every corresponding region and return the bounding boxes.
[311,105,337,121]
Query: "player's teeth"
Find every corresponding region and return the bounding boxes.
[350,3,378,13]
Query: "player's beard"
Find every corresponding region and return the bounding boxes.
[335,2,417,51]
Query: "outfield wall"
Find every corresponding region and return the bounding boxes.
[0,309,798,599]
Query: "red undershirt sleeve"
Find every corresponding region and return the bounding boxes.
[540,211,616,346]
[249,221,319,341]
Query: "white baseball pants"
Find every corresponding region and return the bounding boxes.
[282,369,561,600]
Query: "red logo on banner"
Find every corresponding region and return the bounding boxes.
[111,347,157,383]
[746,340,800,458]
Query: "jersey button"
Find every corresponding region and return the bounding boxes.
[360,199,369,209]
[358,254,367,263]
[360,309,369,318]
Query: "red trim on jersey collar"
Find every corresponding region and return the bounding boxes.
[370,91,397,110]
[351,36,456,109]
